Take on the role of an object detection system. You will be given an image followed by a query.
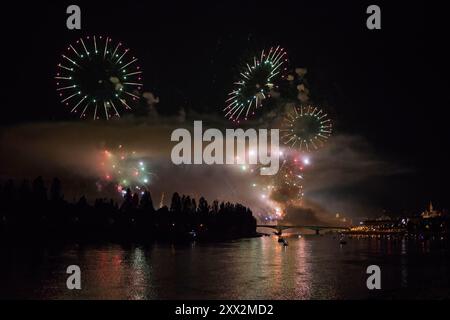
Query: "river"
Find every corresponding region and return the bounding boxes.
[0,235,449,299]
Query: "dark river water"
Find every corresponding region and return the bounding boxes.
[1,234,449,299]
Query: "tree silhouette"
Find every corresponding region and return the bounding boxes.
[3,180,16,208]
[140,190,154,212]
[132,193,139,209]
[32,176,47,204]
[0,176,260,242]
[120,188,133,212]
[170,192,181,212]
[18,180,32,203]
[198,197,209,215]
[50,178,63,202]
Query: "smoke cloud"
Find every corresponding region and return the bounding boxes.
[0,113,404,223]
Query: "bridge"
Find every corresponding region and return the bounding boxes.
[257,224,349,235]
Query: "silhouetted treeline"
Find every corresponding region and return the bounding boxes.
[0,177,257,243]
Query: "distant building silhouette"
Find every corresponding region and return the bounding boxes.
[421,202,443,219]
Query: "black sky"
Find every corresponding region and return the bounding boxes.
[0,0,446,213]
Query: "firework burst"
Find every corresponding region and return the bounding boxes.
[281,105,332,152]
[224,46,288,123]
[98,145,155,195]
[55,36,143,120]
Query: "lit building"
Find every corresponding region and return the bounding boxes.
[421,202,442,219]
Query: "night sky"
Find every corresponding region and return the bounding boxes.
[0,1,445,217]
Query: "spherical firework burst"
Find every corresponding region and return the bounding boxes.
[55,36,143,120]
[224,46,288,123]
[281,105,332,152]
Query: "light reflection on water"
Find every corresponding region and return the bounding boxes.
[0,235,449,299]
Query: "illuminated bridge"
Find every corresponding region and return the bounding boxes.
[257,224,350,235]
